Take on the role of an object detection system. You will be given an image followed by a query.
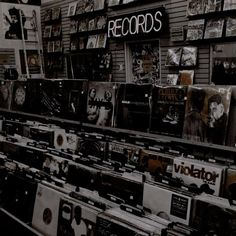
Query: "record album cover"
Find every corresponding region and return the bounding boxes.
[62,80,88,121]
[186,19,205,41]
[204,18,224,39]
[187,0,204,16]
[224,166,236,202]
[180,47,198,67]
[40,80,64,117]
[173,157,225,196]
[138,150,174,177]
[32,183,65,236]
[167,74,179,85]
[94,0,105,10]
[107,0,120,7]
[57,198,101,236]
[203,0,222,13]
[51,7,61,20]
[226,17,236,37]
[108,141,141,166]
[0,81,13,110]
[183,86,232,144]
[115,83,152,132]
[86,82,117,127]
[11,81,28,112]
[150,86,187,137]
[179,70,194,85]
[192,195,236,236]
[223,0,236,10]
[86,35,98,49]
[165,48,182,67]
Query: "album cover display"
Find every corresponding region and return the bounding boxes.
[86,82,117,127]
[179,70,194,85]
[173,157,225,196]
[40,80,64,117]
[51,7,61,20]
[204,18,224,39]
[100,171,144,206]
[32,183,66,236]
[143,182,193,225]
[226,17,236,37]
[165,48,182,67]
[186,19,205,41]
[130,41,160,84]
[94,0,105,10]
[67,163,101,191]
[62,80,88,121]
[96,213,149,236]
[223,0,236,10]
[115,83,152,132]
[86,35,98,49]
[96,33,107,48]
[187,0,204,16]
[192,195,236,236]
[70,20,78,34]
[84,0,95,12]
[42,153,69,179]
[203,0,222,13]
[88,18,96,31]
[150,86,187,137]
[183,86,232,144]
[70,37,79,51]
[0,81,13,110]
[224,167,236,202]
[54,40,62,52]
[180,47,198,67]
[77,135,107,159]
[57,198,101,236]
[44,9,51,21]
[11,81,28,112]
[96,16,107,29]
[138,149,174,177]
[1,172,38,223]
[108,141,141,166]
[107,0,120,6]
[52,24,62,37]
[67,1,77,16]
[166,74,179,85]
[96,208,165,236]
[20,50,41,75]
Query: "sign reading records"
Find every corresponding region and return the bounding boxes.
[108,7,166,38]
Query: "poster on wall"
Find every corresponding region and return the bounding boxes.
[127,40,160,84]
[2,3,41,41]
[182,86,232,145]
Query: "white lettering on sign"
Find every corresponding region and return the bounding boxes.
[108,10,164,38]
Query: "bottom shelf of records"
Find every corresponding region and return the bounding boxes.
[0,116,235,236]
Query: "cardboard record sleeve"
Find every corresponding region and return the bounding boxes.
[143,181,194,225]
[172,157,226,196]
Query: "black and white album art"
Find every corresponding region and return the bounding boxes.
[86,82,117,127]
[2,3,41,40]
[115,83,152,132]
[0,81,13,109]
[11,81,27,111]
[150,86,187,137]
[57,198,97,236]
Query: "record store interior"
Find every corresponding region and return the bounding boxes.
[1,0,236,235]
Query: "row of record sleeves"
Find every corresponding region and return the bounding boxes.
[0,79,235,146]
[0,128,236,235]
